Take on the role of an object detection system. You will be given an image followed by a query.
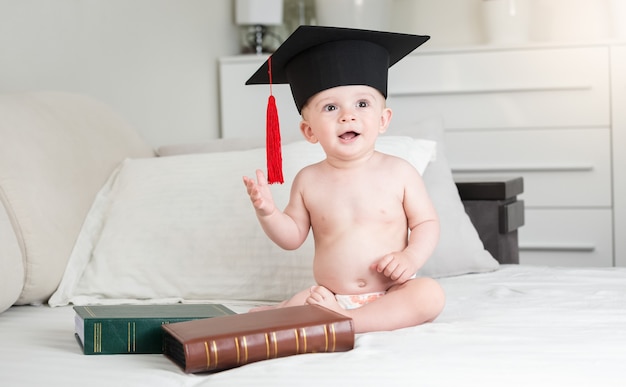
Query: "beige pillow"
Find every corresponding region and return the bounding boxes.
[0,92,154,312]
[0,204,23,313]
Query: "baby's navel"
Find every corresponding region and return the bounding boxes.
[357,279,367,288]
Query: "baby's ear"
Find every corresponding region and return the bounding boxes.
[300,120,318,144]
[379,107,393,134]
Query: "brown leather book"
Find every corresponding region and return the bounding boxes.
[162,304,355,373]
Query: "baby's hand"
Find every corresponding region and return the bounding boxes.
[242,169,276,217]
[371,251,417,285]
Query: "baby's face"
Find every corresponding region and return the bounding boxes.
[300,85,391,157]
[301,84,386,119]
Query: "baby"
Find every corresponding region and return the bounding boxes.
[243,26,445,333]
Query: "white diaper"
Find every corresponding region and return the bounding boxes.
[333,274,418,310]
[335,291,386,310]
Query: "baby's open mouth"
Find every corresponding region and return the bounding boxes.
[339,131,359,140]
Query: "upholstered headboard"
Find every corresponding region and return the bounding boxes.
[0,92,155,312]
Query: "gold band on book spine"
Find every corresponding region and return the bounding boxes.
[294,329,299,354]
[234,337,240,364]
[242,336,249,363]
[272,332,278,358]
[330,323,336,352]
[204,341,210,368]
[301,328,307,353]
[132,322,136,352]
[323,324,329,352]
[264,333,270,359]
[94,323,102,353]
[213,341,218,367]
[204,341,220,369]
[127,322,137,353]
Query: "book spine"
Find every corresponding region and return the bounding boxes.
[178,320,354,373]
[82,318,195,355]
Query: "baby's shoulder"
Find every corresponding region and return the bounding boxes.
[293,160,325,182]
[377,151,419,171]
[299,159,324,173]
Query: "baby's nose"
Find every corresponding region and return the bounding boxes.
[340,110,357,122]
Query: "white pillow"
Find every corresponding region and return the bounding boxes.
[387,117,500,277]
[49,136,436,306]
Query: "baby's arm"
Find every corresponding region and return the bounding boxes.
[372,217,439,283]
[243,169,310,250]
[371,164,440,284]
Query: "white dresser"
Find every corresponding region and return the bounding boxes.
[218,42,626,267]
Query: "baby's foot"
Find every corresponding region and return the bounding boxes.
[306,286,348,316]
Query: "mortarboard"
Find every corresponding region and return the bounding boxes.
[246,25,430,184]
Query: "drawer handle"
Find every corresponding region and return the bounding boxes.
[520,243,596,252]
[451,164,594,173]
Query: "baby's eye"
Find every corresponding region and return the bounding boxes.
[357,100,369,108]
[323,104,337,112]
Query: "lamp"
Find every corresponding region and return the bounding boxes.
[236,0,284,54]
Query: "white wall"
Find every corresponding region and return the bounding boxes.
[0,0,618,147]
[391,0,613,48]
[0,0,239,148]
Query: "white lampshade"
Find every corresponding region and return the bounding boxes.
[315,0,391,30]
[236,0,284,26]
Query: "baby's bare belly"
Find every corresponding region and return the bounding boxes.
[308,201,410,294]
[314,266,388,295]
[312,237,405,295]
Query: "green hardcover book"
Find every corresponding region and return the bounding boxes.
[73,304,235,355]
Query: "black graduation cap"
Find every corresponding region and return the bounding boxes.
[246,25,430,113]
[245,25,430,184]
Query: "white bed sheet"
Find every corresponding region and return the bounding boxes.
[1,265,625,387]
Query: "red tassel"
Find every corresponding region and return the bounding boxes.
[266,94,283,184]
[266,57,283,184]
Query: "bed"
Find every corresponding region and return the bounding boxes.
[1,92,625,386]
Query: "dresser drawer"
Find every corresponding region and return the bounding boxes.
[388,46,610,129]
[518,208,613,267]
[219,56,301,139]
[445,128,611,207]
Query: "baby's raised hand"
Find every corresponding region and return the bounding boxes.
[242,169,276,217]
[371,252,417,285]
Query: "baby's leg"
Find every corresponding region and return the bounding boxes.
[249,287,313,312]
[308,278,445,333]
